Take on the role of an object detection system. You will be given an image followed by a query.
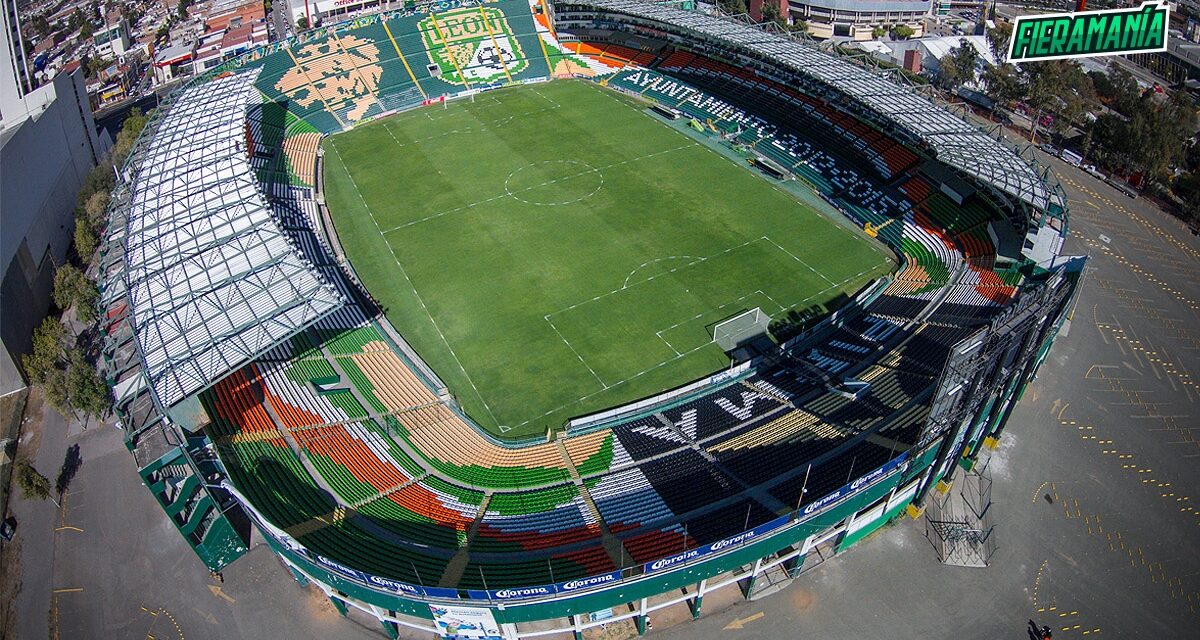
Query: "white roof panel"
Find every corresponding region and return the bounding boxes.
[118,71,343,408]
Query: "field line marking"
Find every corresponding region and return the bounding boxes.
[654,331,682,356]
[547,237,765,319]
[622,255,700,289]
[530,86,561,108]
[327,141,501,425]
[760,235,836,286]
[545,315,609,390]
[380,142,697,233]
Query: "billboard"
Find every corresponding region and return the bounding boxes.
[429,604,502,639]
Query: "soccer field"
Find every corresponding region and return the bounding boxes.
[322,80,893,437]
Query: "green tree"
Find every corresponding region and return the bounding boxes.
[892,25,914,40]
[760,2,789,29]
[31,15,51,37]
[936,39,979,91]
[74,218,98,260]
[84,190,109,225]
[296,16,309,31]
[66,349,110,420]
[981,63,1023,105]
[68,8,86,31]
[52,265,99,324]
[14,459,54,504]
[986,22,1012,62]
[716,0,749,15]
[1090,90,1196,181]
[21,317,65,384]
[111,108,149,167]
[76,163,115,211]
[42,368,71,418]
[1022,59,1095,143]
[1090,64,1140,116]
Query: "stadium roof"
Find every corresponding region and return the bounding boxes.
[569,0,1062,212]
[119,71,343,408]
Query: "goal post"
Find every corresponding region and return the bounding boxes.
[711,307,771,352]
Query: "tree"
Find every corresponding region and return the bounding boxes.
[872,26,887,39]
[1090,64,1140,116]
[296,16,309,31]
[66,349,110,420]
[31,15,51,38]
[981,63,1023,105]
[111,108,149,166]
[14,459,55,504]
[68,8,87,32]
[715,0,749,15]
[21,317,65,384]
[76,163,115,211]
[52,265,99,324]
[74,218,98,261]
[1022,59,1096,143]
[42,367,70,417]
[77,190,110,257]
[892,25,914,40]
[936,39,979,91]
[84,190,109,225]
[1090,89,1196,181]
[986,22,1012,62]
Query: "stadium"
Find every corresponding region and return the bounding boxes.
[98,0,1085,637]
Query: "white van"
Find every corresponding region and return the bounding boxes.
[1059,149,1083,167]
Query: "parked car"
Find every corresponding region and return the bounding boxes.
[1104,176,1139,199]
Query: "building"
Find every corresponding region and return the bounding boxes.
[1126,37,1200,88]
[1,46,104,393]
[191,19,268,73]
[888,34,994,85]
[1,0,33,94]
[152,42,194,83]
[753,0,930,41]
[94,16,132,58]
[287,0,405,29]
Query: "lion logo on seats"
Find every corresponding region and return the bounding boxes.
[275,34,383,123]
[419,7,528,86]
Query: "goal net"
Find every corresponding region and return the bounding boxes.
[711,307,771,352]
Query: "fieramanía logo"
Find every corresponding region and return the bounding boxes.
[1008,1,1170,62]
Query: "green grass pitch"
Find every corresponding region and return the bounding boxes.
[322,80,893,437]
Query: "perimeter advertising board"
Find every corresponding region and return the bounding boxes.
[429,604,502,639]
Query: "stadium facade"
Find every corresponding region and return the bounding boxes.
[99,1,1083,637]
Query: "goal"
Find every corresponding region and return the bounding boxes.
[711,307,771,352]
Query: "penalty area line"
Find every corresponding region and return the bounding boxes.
[545,315,609,390]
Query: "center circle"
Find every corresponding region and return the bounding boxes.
[504,160,604,206]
